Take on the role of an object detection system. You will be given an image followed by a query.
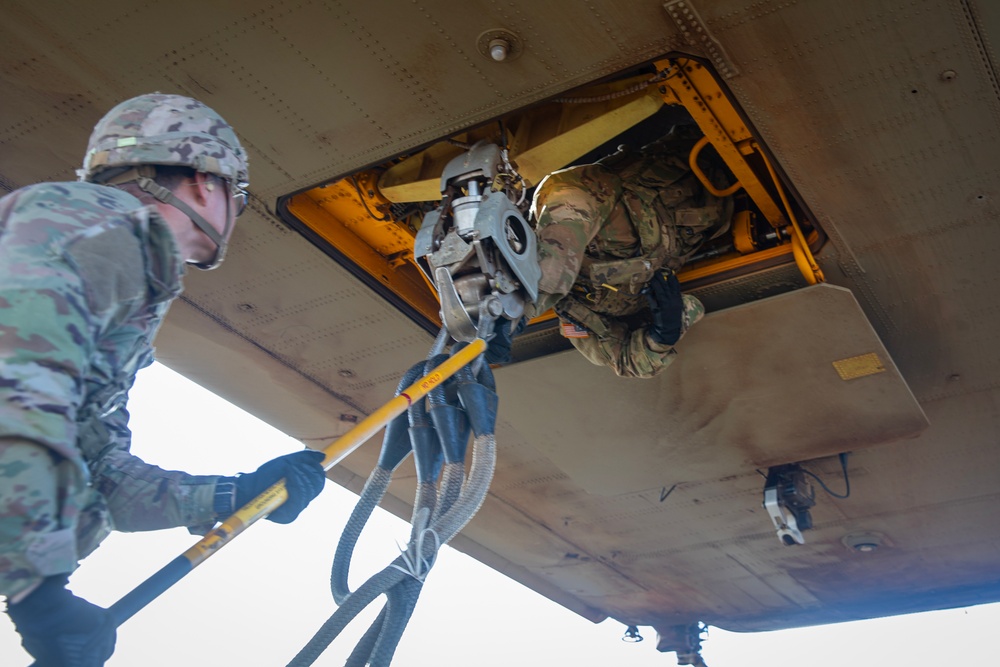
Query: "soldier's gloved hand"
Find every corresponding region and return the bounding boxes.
[485,316,526,366]
[231,450,326,524]
[7,574,117,667]
[645,270,685,346]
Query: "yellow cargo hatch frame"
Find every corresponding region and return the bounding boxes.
[279,54,826,334]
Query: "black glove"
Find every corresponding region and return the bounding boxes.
[7,574,117,667]
[645,270,685,346]
[485,317,526,366]
[232,450,326,524]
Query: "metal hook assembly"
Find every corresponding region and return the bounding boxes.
[414,141,539,344]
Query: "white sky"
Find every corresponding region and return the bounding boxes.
[2,361,998,666]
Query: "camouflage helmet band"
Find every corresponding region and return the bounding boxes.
[83,138,238,184]
[79,93,248,186]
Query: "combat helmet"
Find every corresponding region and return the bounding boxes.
[79,93,249,269]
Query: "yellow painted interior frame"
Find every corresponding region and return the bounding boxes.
[285,188,441,324]
[655,57,825,285]
[378,75,667,202]
[284,55,826,332]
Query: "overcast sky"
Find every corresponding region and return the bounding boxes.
[2,362,997,666]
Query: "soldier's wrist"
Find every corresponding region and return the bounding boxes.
[213,478,237,520]
[8,579,44,605]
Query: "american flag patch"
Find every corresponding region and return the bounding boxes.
[561,322,590,338]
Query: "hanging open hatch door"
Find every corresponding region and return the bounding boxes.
[499,283,928,494]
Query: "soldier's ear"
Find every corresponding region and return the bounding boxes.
[188,171,216,205]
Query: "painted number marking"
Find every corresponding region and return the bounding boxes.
[419,372,443,393]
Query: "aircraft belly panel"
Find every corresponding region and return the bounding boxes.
[4,0,1000,650]
[498,283,927,496]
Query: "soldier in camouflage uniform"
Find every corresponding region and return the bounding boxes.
[0,94,327,666]
[523,129,733,378]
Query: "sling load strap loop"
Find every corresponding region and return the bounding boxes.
[331,360,425,604]
[288,336,491,667]
[344,608,386,667]
[108,343,484,628]
[288,431,497,667]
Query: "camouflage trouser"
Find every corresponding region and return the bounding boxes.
[567,294,705,378]
[0,439,94,597]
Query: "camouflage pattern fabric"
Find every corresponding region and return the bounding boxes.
[567,294,705,377]
[80,93,248,186]
[0,181,220,597]
[526,137,730,378]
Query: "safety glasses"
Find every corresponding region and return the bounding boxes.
[229,180,249,217]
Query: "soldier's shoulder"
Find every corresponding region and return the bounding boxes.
[542,163,615,188]
[8,181,139,211]
[2,181,142,232]
[1,182,149,259]
[535,163,621,203]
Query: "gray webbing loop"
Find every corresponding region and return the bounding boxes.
[288,339,497,667]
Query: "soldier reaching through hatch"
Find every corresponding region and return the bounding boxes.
[0,94,327,666]
[516,127,734,378]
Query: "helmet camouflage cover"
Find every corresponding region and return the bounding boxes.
[79,93,248,186]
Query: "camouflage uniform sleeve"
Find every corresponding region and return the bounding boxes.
[527,165,621,316]
[89,406,219,533]
[567,321,679,379]
[565,294,706,379]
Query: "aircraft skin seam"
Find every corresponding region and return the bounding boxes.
[959,0,1000,121]
[177,294,370,415]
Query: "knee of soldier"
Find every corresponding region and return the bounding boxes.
[680,294,705,336]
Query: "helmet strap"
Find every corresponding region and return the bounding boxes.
[104,167,230,270]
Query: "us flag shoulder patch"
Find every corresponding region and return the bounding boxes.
[561,322,590,338]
